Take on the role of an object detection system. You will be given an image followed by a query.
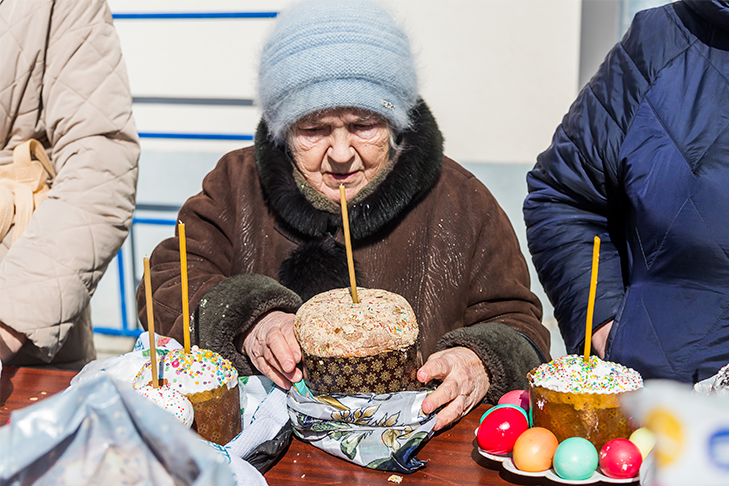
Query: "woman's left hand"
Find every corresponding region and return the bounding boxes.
[417,346,490,431]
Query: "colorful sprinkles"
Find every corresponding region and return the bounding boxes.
[294,288,418,358]
[530,354,643,394]
[135,384,194,427]
[133,345,238,394]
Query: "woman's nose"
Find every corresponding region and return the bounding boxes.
[327,130,354,164]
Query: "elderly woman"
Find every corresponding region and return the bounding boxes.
[138,0,549,431]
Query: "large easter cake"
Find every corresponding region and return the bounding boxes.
[528,354,643,450]
[294,287,421,394]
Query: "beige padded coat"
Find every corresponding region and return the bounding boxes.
[0,0,139,368]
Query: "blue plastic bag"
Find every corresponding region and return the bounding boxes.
[0,376,236,485]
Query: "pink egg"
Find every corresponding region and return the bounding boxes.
[599,438,643,479]
[477,405,529,455]
[497,389,530,413]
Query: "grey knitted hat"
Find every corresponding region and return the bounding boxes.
[258,0,418,143]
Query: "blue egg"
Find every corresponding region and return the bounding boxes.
[479,403,528,424]
[552,437,598,480]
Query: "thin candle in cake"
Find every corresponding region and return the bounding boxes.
[143,256,159,388]
[339,184,359,304]
[179,221,191,354]
[583,236,600,361]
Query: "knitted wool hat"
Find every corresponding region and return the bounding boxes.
[258,0,418,143]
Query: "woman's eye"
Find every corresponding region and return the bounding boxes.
[298,126,325,136]
[352,124,379,133]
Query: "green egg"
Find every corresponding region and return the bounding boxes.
[553,437,598,480]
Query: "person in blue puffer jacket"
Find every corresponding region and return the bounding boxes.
[524,0,729,384]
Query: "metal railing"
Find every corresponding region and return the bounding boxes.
[93,204,180,337]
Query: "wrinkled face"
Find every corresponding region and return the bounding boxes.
[289,108,391,204]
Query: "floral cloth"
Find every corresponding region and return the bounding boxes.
[287,382,436,473]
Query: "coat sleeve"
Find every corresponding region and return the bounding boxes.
[522,25,652,354]
[437,173,549,403]
[0,0,139,361]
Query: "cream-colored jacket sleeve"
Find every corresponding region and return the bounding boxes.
[0,0,139,361]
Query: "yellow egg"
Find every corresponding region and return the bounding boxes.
[629,427,656,459]
[513,427,559,472]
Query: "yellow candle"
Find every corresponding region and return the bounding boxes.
[339,185,359,304]
[584,236,601,361]
[179,222,190,354]
[143,256,159,388]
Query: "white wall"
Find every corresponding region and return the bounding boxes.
[108,0,581,162]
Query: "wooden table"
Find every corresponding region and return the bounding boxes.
[0,366,75,425]
[0,367,621,485]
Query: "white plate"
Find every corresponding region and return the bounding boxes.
[500,456,639,484]
[502,457,548,477]
[544,469,603,484]
[477,447,512,462]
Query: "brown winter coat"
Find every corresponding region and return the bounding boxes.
[138,101,548,401]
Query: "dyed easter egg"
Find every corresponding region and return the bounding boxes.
[477,405,530,455]
[629,427,656,459]
[599,438,643,479]
[552,437,598,481]
[512,427,559,472]
[497,389,530,413]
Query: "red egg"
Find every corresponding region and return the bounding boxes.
[599,438,643,479]
[477,406,529,455]
[497,389,530,413]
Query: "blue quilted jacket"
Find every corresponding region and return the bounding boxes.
[524,1,729,383]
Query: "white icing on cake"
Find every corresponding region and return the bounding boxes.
[133,346,238,395]
[529,354,643,394]
[135,384,194,427]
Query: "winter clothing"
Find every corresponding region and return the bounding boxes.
[0,0,139,368]
[524,0,729,383]
[138,101,549,403]
[257,0,418,143]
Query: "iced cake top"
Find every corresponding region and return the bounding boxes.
[529,354,643,394]
[133,346,238,394]
[135,384,195,427]
[294,287,418,358]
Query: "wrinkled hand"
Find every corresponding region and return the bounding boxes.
[418,346,490,431]
[242,310,302,389]
[591,320,613,358]
[0,321,26,363]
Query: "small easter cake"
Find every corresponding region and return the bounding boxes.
[528,355,643,450]
[134,346,241,445]
[294,287,420,394]
[135,384,195,428]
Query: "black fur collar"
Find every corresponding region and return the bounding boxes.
[255,99,444,242]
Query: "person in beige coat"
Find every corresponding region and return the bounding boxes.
[0,0,139,369]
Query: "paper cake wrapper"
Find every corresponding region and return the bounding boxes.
[188,383,242,445]
[302,344,421,395]
[528,371,638,450]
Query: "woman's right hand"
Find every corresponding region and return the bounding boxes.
[242,310,302,388]
[592,320,613,358]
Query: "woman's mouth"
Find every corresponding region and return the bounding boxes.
[327,172,357,182]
